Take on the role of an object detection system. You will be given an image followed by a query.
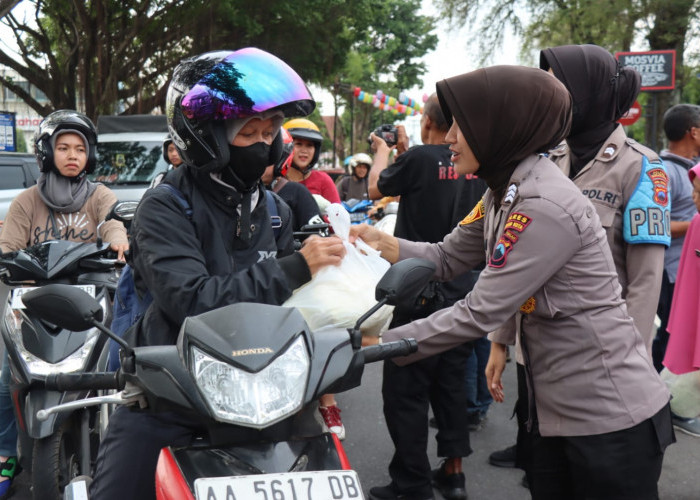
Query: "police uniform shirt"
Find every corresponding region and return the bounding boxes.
[383,154,670,437]
[548,125,671,346]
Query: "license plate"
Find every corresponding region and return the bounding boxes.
[194,470,365,500]
[10,284,96,309]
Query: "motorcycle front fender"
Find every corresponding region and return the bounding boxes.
[167,433,347,494]
[21,388,88,439]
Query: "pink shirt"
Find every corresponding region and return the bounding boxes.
[664,166,700,374]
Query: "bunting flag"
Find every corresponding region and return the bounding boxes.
[352,87,427,116]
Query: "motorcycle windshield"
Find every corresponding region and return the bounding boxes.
[0,240,105,281]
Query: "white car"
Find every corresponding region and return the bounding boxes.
[0,152,41,227]
[91,115,169,202]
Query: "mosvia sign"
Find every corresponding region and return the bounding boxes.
[615,50,676,91]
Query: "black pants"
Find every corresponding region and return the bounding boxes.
[514,363,675,500]
[652,270,674,372]
[90,406,198,500]
[382,342,473,496]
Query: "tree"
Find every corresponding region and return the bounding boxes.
[0,0,418,123]
[330,0,438,160]
[433,0,700,147]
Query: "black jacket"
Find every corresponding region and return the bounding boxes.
[130,165,311,346]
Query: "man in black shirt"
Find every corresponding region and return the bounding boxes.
[366,94,487,500]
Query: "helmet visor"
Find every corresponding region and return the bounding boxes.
[181,48,315,121]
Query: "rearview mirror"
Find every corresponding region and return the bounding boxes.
[376,258,436,307]
[108,200,139,223]
[22,284,103,331]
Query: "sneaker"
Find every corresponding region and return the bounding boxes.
[488,444,517,468]
[319,405,346,440]
[431,462,467,500]
[0,457,21,500]
[369,483,434,500]
[672,415,700,437]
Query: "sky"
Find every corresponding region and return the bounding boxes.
[314,0,524,142]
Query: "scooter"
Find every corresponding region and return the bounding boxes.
[0,202,136,499]
[342,199,374,225]
[22,257,436,500]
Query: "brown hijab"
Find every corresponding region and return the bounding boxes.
[436,65,572,194]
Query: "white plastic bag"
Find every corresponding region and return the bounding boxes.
[283,204,394,337]
[660,368,700,419]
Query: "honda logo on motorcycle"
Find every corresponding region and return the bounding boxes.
[231,347,274,356]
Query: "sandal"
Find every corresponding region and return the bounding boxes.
[0,457,21,499]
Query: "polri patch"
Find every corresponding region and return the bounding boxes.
[647,167,669,207]
[489,212,532,268]
[623,156,671,247]
[460,198,485,225]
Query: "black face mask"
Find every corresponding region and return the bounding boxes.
[226,142,272,189]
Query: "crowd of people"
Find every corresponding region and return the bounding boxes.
[0,41,698,500]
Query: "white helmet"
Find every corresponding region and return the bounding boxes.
[350,152,372,174]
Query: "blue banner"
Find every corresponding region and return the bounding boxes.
[0,111,17,152]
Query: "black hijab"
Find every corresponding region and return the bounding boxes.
[436,65,572,195]
[540,44,641,175]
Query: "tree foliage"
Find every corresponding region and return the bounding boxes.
[433,0,700,147]
[331,0,438,160]
[0,0,436,127]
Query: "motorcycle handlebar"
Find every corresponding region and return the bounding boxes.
[361,338,418,364]
[43,372,123,392]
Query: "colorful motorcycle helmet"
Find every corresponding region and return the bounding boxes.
[283,118,323,170]
[350,152,372,174]
[34,110,98,174]
[273,127,295,178]
[166,48,316,173]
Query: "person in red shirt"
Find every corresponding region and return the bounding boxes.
[283,118,341,204]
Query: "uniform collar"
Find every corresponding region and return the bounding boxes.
[590,124,626,164]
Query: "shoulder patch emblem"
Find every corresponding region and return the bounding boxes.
[519,296,536,314]
[623,156,671,247]
[489,212,532,268]
[460,198,485,225]
[647,167,669,207]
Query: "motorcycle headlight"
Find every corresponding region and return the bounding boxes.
[3,297,103,376]
[191,336,310,428]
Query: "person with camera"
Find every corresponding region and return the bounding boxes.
[365,94,487,500]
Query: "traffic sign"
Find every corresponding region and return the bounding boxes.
[619,101,642,126]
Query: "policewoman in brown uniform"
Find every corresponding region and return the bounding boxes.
[350,66,674,500]
[541,44,671,352]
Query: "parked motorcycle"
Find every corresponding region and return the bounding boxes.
[22,258,436,500]
[342,199,374,225]
[0,202,136,499]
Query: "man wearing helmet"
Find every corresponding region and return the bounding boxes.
[284,118,341,204]
[338,152,371,202]
[89,48,345,500]
[365,94,487,500]
[0,110,129,496]
[261,128,323,231]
